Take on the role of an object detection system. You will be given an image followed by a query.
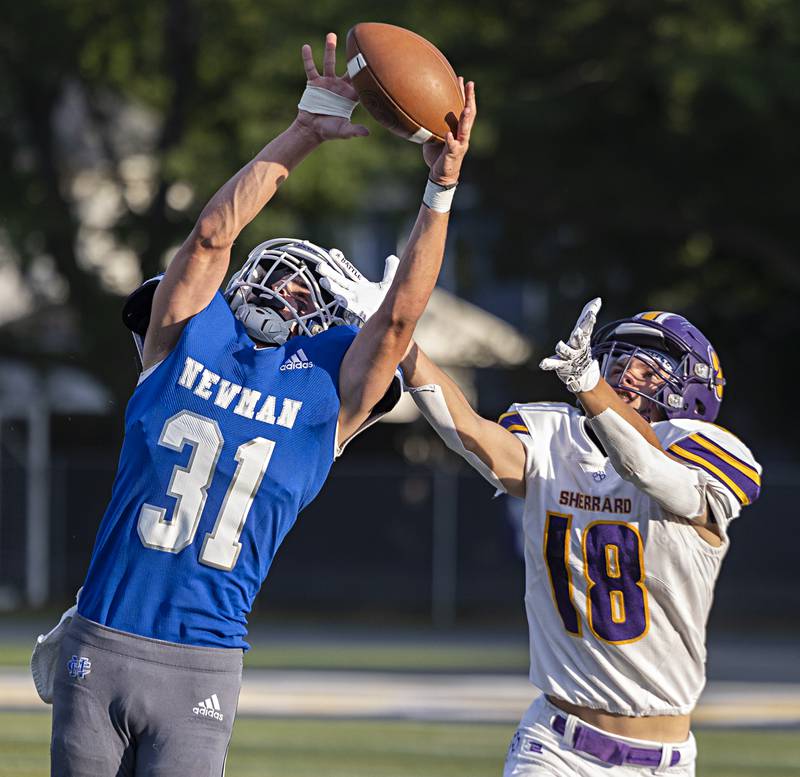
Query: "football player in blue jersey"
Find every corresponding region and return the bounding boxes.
[34,33,476,776]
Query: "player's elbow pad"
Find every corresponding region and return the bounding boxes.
[409,384,506,494]
[588,408,706,520]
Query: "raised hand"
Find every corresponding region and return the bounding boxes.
[297,33,369,142]
[317,255,400,324]
[539,298,602,393]
[423,79,476,186]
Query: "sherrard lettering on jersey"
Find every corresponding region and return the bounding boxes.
[558,490,632,514]
[177,356,303,428]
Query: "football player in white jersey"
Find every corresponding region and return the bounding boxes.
[389,298,761,776]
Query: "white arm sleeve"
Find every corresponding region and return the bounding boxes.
[409,384,506,494]
[588,408,707,520]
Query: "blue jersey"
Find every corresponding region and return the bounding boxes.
[78,293,358,648]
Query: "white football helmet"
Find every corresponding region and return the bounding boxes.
[224,238,362,346]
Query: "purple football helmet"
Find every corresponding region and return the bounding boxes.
[591,311,725,422]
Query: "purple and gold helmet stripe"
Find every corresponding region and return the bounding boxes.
[668,433,760,505]
[710,349,724,400]
[639,311,665,322]
[498,411,530,436]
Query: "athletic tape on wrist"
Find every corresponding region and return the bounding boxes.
[423,178,458,213]
[297,85,357,119]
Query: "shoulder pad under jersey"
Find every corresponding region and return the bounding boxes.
[654,419,762,507]
[498,401,581,437]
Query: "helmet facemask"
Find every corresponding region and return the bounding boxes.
[225,239,356,346]
[595,344,688,422]
[591,314,725,423]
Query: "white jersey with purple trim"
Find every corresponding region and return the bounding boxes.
[497,402,761,716]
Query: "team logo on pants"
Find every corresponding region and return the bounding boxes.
[67,655,92,679]
[193,693,224,721]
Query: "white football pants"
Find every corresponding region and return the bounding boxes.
[504,696,697,777]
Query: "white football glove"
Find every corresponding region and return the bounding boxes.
[539,297,602,393]
[317,254,400,324]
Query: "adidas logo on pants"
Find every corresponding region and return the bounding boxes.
[193,693,224,721]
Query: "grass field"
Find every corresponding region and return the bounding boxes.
[3,712,800,777]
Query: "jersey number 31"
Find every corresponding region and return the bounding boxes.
[137,411,274,571]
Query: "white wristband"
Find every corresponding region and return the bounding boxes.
[423,178,457,213]
[297,85,357,119]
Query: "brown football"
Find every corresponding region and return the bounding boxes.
[345,23,463,143]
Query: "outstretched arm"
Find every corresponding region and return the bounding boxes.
[142,33,368,370]
[540,299,715,534]
[336,81,477,443]
[539,298,662,445]
[401,344,528,498]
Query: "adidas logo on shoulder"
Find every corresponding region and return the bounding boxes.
[193,693,224,721]
[280,348,314,371]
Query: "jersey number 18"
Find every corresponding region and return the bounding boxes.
[544,512,650,644]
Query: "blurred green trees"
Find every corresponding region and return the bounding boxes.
[1,0,797,437]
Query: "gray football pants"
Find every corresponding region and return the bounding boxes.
[51,615,243,777]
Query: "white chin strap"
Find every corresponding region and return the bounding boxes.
[409,384,506,494]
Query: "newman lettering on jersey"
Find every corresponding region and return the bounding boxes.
[177,357,303,429]
[559,490,632,514]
